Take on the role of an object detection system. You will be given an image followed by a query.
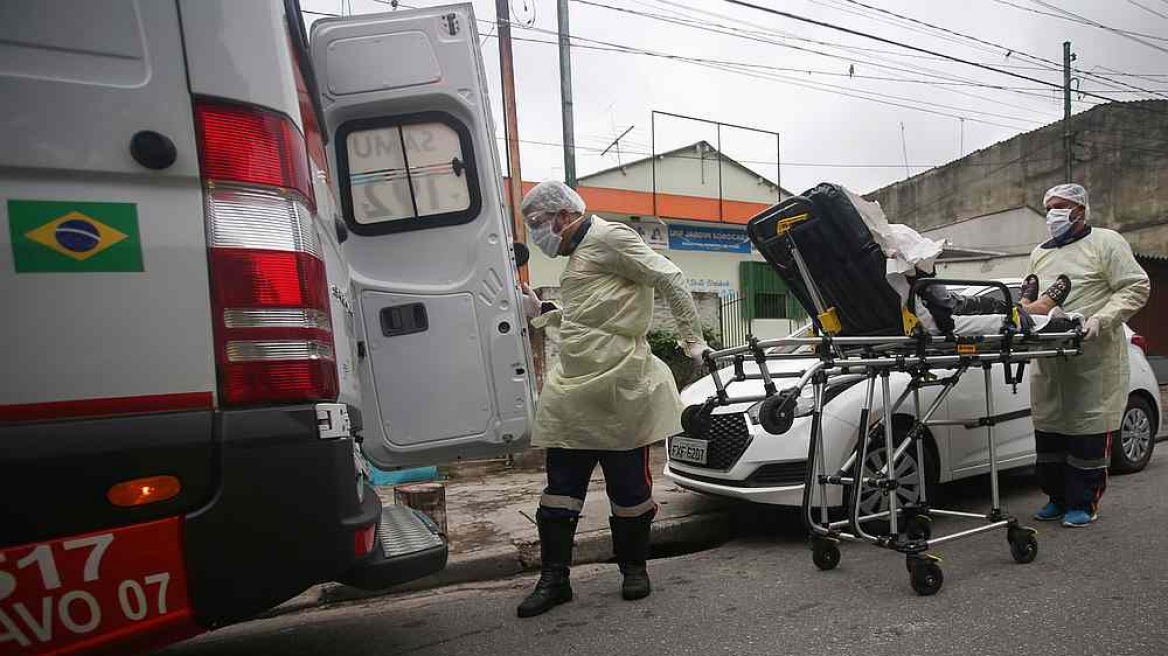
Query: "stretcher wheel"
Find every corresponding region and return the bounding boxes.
[1007,527,1038,564]
[811,538,841,571]
[758,389,798,436]
[905,514,933,541]
[908,559,943,596]
[680,404,710,436]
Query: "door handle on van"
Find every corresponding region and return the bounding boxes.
[380,303,428,337]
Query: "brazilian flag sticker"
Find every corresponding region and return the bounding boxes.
[8,199,144,273]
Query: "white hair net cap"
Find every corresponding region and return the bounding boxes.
[1043,183,1090,220]
[520,180,586,224]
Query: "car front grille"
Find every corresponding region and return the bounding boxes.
[668,459,808,489]
[746,461,808,486]
[674,413,751,471]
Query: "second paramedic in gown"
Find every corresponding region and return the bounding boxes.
[1029,183,1149,528]
[515,181,707,618]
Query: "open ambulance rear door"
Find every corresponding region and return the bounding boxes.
[310,4,535,469]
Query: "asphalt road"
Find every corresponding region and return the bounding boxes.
[162,455,1168,656]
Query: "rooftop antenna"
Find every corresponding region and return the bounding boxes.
[601,124,635,169]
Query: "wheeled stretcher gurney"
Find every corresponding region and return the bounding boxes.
[683,183,1083,595]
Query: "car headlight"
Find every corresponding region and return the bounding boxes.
[748,395,814,425]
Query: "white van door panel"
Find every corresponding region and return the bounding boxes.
[311,5,533,468]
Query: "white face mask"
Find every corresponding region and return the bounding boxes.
[528,213,584,258]
[529,220,562,258]
[1046,208,1075,240]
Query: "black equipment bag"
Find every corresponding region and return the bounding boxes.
[746,183,905,337]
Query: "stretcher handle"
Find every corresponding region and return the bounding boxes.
[907,278,1014,315]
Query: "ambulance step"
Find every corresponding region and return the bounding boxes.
[381,505,444,556]
[340,505,448,590]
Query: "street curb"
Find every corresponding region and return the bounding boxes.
[262,508,732,618]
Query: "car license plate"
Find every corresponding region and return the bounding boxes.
[0,518,192,656]
[670,436,709,466]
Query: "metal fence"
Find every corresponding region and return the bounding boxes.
[719,292,752,349]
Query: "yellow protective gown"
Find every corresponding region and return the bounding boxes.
[531,217,704,450]
[1029,227,1150,435]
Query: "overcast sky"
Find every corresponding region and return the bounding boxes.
[302,0,1167,195]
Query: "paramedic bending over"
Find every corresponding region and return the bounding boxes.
[1030,183,1149,528]
[515,180,708,618]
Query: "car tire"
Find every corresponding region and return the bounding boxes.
[1111,395,1156,474]
[843,420,940,536]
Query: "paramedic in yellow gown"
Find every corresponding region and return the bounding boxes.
[514,180,707,618]
[1029,183,1150,528]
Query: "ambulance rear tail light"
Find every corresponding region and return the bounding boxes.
[195,101,314,207]
[196,99,336,407]
[1132,333,1149,355]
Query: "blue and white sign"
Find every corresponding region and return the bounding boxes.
[668,225,752,253]
[624,220,669,250]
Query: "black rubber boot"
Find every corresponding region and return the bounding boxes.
[610,509,655,601]
[517,512,577,618]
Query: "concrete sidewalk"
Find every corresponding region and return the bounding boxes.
[268,445,732,616]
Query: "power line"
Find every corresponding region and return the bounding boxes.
[622,0,1166,111]
[502,20,1043,128]
[833,0,1062,68]
[1028,0,1168,56]
[811,0,1008,60]
[625,0,1092,109]
[723,0,1168,110]
[987,0,1168,42]
[487,31,1112,103]
[568,0,1074,118]
[1127,0,1168,21]
[809,0,1168,100]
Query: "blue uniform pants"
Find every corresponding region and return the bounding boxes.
[538,446,656,519]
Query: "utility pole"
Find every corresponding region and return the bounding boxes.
[496,0,527,280]
[496,0,544,387]
[557,0,577,188]
[1063,41,1075,182]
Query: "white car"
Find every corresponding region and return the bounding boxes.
[665,281,1161,512]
